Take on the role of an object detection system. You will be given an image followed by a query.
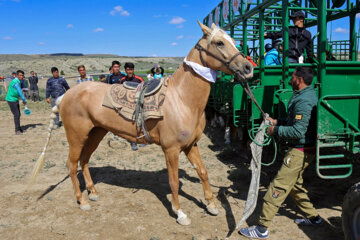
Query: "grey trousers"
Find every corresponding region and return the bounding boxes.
[51,98,60,125]
[30,90,40,101]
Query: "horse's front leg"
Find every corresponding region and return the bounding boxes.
[184,143,219,216]
[164,148,191,225]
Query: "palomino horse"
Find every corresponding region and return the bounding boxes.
[31,21,253,225]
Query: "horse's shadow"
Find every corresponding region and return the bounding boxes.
[77,166,207,218]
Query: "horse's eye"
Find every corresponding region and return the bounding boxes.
[216,41,224,46]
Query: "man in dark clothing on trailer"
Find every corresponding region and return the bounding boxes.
[265,11,313,63]
[239,67,322,239]
[106,61,126,84]
[29,71,40,101]
[46,67,70,129]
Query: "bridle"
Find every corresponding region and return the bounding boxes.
[194,42,245,71]
[195,41,266,119]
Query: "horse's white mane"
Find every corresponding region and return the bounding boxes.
[208,25,237,50]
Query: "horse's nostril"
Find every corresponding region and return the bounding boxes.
[244,63,252,75]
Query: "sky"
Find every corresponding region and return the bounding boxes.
[0,0,220,56]
[0,0,357,56]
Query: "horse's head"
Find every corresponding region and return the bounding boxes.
[197,21,253,81]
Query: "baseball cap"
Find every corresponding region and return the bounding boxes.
[290,11,305,19]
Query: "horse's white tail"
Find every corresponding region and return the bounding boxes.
[29,95,64,185]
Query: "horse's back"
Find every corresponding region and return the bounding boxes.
[60,82,110,121]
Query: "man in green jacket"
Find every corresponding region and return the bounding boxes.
[6,70,28,135]
[240,66,322,239]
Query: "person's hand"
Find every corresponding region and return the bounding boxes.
[46,98,51,104]
[266,117,277,126]
[23,101,27,106]
[266,126,275,136]
[264,33,267,37]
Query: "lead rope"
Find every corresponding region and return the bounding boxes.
[236,79,277,229]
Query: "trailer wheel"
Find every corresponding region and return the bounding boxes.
[342,182,360,240]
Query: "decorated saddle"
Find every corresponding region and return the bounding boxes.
[102,78,167,142]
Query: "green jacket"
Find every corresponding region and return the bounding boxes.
[274,86,318,147]
[5,78,27,103]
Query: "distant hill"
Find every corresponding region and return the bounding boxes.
[0,54,184,77]
[50,53,84,56]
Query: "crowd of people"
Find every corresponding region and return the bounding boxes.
[5,60,163,151]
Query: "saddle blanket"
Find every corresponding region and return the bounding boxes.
[102,80,167,121]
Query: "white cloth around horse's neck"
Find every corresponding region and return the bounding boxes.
[183,57,217,83]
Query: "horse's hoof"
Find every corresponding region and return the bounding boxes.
[80,203,91,211]
[207,206,219,216]
[177,216,191,226]
[89,194,99,201]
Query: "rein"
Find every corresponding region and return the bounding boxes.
[194,42,244,71]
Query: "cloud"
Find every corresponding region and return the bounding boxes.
[110,6,130,16]
[176,25,184,29]
[169,16,186,25]
[186,35,197,39]
[3,36,13,40]
[334,27,349,33]
[357,13,360,19]
[152,54,158,57]
[93,28,104,32]
[176,35,184,40]
[12,0,21,2]
[66,24,73,28]
[39,42,45,45]
[182,4,189,7]
[170,42,178,46]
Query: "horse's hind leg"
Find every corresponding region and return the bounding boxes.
[79,127,108,202]
[164,148,191,226]
[184,144,219,216]
[67,141,90,210]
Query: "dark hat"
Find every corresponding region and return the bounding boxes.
[265,43,272,52]
[272,39,282,48]
[290,11,305,19]
[12,72,16,74]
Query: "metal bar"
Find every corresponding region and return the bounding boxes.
[350,13,357,61]
[282,0,289,86]
[319,154,346,159]
[318,164,352,168]
[319,142,360,147]
[317,0,327,89]
[259,8,265,81]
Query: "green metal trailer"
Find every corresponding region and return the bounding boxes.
[204,0,360,239]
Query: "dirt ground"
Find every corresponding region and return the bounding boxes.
[0,100,359,240]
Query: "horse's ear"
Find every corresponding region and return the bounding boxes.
[211,23,217,29]
[197,20,212,36]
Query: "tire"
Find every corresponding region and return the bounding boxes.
[342,182,360,240]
